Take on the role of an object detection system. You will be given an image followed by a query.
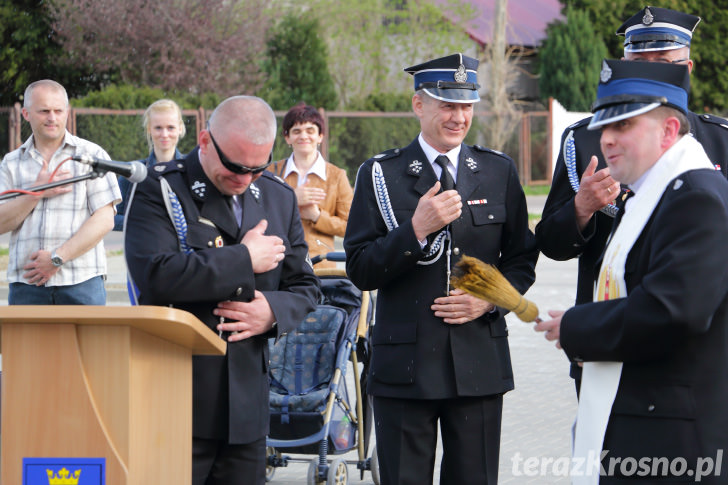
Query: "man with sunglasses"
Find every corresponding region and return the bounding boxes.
[536,6,728,394]
[124,95,319,484]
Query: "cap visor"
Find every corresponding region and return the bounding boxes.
[588,102,661,130]
[624,40,687,53]
[423,87,480,103]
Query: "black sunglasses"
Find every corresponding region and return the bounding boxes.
[208,130,273,175]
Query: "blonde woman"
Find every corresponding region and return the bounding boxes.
[114,99,185,230]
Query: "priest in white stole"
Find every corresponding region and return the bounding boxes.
[536,59,728,484]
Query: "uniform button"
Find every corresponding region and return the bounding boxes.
[453,247,460,255]
[404,250,412,256]
[647,404,655,412]
[235,287,243,296]
[488,214,494,220]
[207,241,214,247]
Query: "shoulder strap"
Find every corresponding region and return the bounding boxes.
[124,177,193,305]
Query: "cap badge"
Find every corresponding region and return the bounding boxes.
[191,180,206,198]
[454,64,468,83]
[642,7,654,26]
[408,160,423,174]
[600,60,613,83]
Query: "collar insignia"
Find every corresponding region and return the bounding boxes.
[600,60,612,83]
[642,7,654,25]
[408,160,423,174]
[454,64,468,83]
[154,165,166,173]
[465,157,477,170]
[249,183,260,201]
[191,180,206,198]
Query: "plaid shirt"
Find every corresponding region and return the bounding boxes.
[0,132,121,286]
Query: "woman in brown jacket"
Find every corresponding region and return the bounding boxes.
[269,103,353,268]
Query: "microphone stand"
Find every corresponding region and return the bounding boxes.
[0,168,106,202]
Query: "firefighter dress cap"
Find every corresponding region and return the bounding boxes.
[404,53,481,103]
[588,59,689,130]
[617,6,700,53]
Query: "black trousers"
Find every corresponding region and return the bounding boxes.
[373,394,503,485]
[192,436,266,485]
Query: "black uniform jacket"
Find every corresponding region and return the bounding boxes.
[344,138,538,400]
[124,149,319,444]
[561,169,728,482]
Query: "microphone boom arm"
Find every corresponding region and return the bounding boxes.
[0,171,102,202]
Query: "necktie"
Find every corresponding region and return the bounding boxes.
[435,155,455,191]
[611,189,634,235]
[231,195,242,227]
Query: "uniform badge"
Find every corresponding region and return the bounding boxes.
[465,157,477,170]
[408,160,423,174]
[154,165,166,173]
[715,164,722,171]
[642,7,654,25]
[600,60,612,83]
[454,64,467,83]
[215,236,224,247]
[467,199,487,205]
[191,180,206,198]
[249,183,260,201]
[673,179,683,190]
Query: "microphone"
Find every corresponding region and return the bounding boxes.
[72,155,148,183]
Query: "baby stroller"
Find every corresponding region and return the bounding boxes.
[266,252,379,484]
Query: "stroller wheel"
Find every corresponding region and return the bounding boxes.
[307,457,323,485]
[370,446,380,485]
[327,457,348,485]
[265,446,276,482]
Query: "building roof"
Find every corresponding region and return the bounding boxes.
[433,0,564,48]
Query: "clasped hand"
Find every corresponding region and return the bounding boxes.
[412,182,462,241]
[241,219,286,273]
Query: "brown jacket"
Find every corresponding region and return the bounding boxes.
[269,159,353,268]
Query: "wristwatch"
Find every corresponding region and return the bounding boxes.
[50,251,64,267]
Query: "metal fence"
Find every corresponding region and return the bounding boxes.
[1,104,551,185]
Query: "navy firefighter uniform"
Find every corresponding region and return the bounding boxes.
[124,150,319,446]
[536,6,728,383]
[345,53,538,484]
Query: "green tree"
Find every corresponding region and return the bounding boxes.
[538,8,607,112]
[267,0,474,107]
[0,0,109,105]
[260,15,338,110]
[562,0,728,114]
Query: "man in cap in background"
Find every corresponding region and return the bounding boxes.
[536,59,728,484]
[536,6,728,392]
[344,53,538,484]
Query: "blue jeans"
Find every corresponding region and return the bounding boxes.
[9,275,107,305]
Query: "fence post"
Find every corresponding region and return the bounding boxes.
[11,103,22,151]
[319,107,328,160]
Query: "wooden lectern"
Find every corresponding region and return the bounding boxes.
[0,305,226,484]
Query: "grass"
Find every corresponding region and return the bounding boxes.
[523,185,550,196]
